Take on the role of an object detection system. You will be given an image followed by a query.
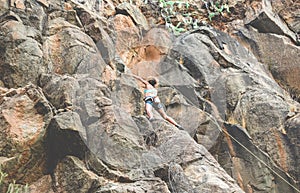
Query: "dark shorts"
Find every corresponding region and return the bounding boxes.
[144,96,163,110]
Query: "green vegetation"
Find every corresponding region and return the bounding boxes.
[157,0,201,35]
[144,0,231,35]
[6,181,29,193]
[0,167,8,185]
[0,167,29,193]
[205,1,230,21]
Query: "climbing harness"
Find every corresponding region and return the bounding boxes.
[128,64,300,193]
[117,32,300,192]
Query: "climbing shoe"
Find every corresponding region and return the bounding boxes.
[176,125,184,130]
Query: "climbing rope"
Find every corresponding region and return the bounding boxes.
[111,26,300,192]
[221,128,300,193]
[153,63,300,193]
[126,55,300,192]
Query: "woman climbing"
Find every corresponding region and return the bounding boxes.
[132,74,184,130]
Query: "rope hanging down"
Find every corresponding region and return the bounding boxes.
[153,67,300,193]
[125,64,300,193]
[114,30,299,192]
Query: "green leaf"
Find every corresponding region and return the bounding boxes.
[208,12,216,21]
[186,2,190,9]
[224,4,230,13]
[176,21,182,28]
[159,0,167,7]
[216,4,224,12]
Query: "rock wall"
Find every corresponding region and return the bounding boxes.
[0,0,299,193]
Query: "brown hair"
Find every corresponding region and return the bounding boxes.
[147,77,159,87]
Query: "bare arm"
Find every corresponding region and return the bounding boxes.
[131,74,148,86]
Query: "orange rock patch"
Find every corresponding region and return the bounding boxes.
[2,95,44,146]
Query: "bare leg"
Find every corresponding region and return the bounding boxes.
[156,108,179,126]
[145,103,154,120]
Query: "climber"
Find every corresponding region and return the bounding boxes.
[131,74,184,130]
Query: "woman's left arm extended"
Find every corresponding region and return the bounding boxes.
[131,74,149,86]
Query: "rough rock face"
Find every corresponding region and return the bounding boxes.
[0,85,53,191]
[231,0,300,102]
[0,20,46,88]
[160,27,299,193]
[0,0,299,193]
